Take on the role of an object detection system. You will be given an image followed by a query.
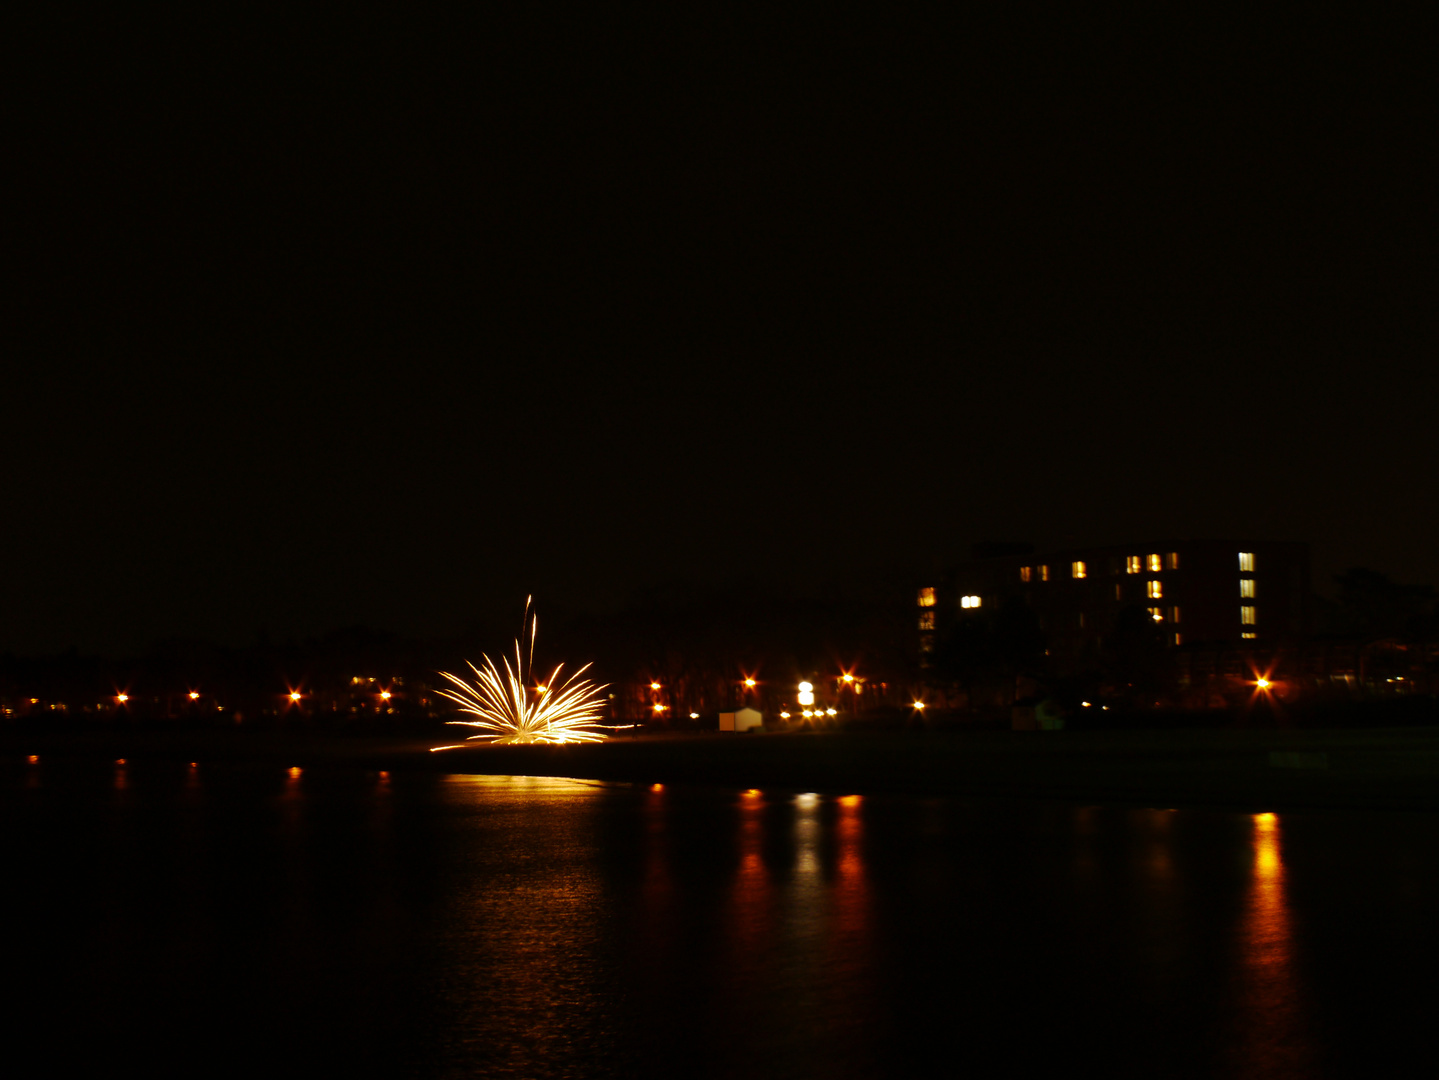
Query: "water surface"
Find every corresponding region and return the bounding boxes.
[6,757,1436,1077]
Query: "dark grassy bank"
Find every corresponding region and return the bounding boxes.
[7,722,1439,812]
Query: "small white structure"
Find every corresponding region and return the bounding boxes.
[718,707,763,733]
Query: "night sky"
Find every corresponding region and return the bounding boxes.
[9,8,1435,656]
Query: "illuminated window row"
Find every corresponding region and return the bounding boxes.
[960,595,981,609]
[1126,553,1179,574]
[1148,606,1181,623]
[1019,566,1051,582]
[917,587,936,607]
[1241,605,1256,626]
[1072,561,1086,579]
[1239,552,1255,572]
[1240,578,1255,598]
[918,611,935,631]
[1147,579,1162,599]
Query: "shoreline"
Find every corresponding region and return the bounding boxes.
[7,725,1439,813]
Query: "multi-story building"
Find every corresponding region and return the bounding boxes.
[919,540,1311,670]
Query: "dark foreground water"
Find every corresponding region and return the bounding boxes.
[5,757,1438,1078]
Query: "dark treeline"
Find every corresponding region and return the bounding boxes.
[3,569,1434,730]
[0,585,920,727]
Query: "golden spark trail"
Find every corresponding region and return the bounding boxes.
[432,597,613,748]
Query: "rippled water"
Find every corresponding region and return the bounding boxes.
[6,757,1438,1078]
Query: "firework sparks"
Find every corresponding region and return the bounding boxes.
[432,597,612,748]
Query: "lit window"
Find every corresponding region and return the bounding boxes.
[1148,580,1162,599]
[1239,552,1255,572]
[1173,632,1183,645]
[1242,632,1257,640]
[1040,565,1050,582]
[1240,578,1255,598]
[1072,561,1087,579]
[1148,554,1162,572]
[1148,607,1164,622]
[1241,605,1256,625]
[1020,566,1032,582]
[1126,556,1141,574]
[918,611,935,630]
[920,634,935,653]
[918,587,936,607]
[961,595,981,609]
[1167,552,1180,570]
[1170,606,1180,624]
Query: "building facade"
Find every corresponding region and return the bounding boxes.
[919,540,1311,670]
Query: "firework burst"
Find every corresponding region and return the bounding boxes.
[432,597,612,748]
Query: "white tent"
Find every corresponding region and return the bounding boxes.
[718,707,763,732]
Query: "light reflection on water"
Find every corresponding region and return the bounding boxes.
[1228,812,1314,1078]
[8,759,1439,1077]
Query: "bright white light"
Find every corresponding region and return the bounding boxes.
[798,681,813,693]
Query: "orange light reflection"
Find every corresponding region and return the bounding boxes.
[1229,812,1313,1074]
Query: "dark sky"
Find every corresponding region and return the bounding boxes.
[9,8,1436,655]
